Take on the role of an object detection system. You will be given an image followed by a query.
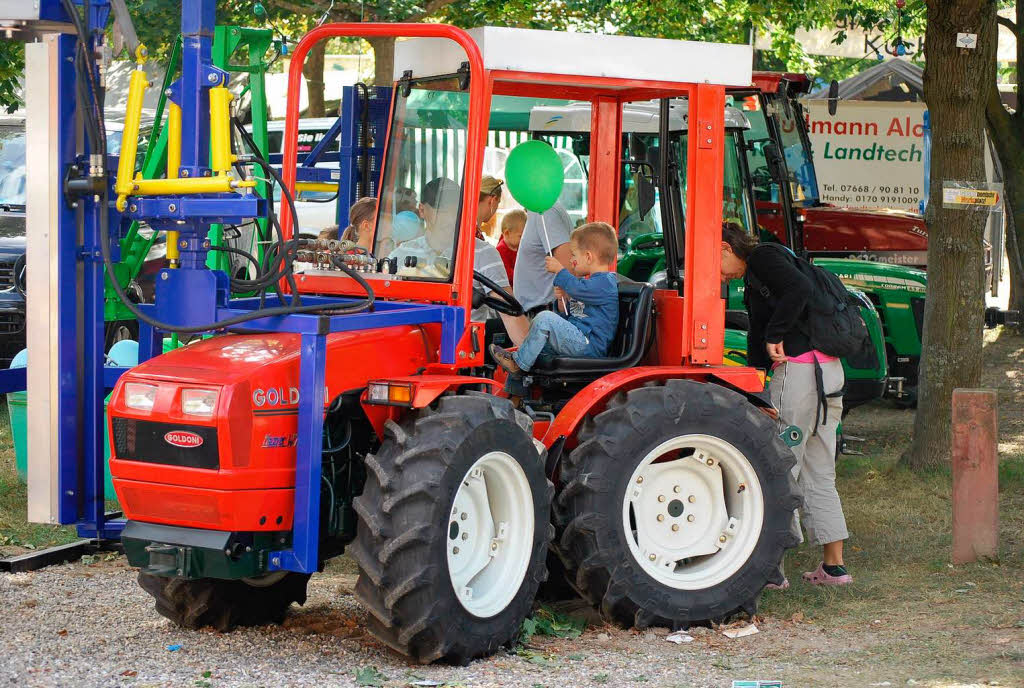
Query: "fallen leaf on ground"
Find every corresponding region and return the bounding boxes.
[665,632,694,644]
[722,624,759,639]
[120,670,138,677]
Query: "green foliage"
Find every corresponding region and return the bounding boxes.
[519,605,586,644]
[353,666,386,687]
[0,43,24,113]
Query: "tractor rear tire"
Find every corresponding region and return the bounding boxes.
[349,393,553,664]
[554,379,800,629]
[137,571,310,631]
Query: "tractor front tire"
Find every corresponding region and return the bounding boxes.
[349,394,553,664]
[137,571,310,631]
[555,379,800,629]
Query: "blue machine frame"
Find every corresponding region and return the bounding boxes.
[6,0,464,575]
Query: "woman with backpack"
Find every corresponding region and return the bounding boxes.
[721,223,853,587]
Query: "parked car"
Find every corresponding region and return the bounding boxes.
[0,115,165,362]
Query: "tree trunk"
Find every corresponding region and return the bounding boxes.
[367,35,396,87]
[905,0,998,471]
[302,40,327,117]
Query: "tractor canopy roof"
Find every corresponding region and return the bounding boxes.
[750,71,813,95]
[528,101,751,134]
[395,27,752,92]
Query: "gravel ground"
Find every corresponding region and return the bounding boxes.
[0,556,823,688]
[0,555,1016,687]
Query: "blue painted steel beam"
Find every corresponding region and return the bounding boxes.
[0,368,26,394]
[268,333,327,574]
[302,116,345,168]
[125,196,265,224]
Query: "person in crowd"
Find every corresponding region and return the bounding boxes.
[389,178,528,339]
[392,187,423,247]
[497,209,526,283]
[476,176,504,239]
[720,222,851,587]
[513,203,574,314]
[318,225,339,241]
[338,197,376,251]
[491,222,618,374]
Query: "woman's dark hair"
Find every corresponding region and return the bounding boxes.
[722,222,758,261]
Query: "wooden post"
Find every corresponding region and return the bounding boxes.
[951,389,999,564]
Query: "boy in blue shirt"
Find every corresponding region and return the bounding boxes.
[490,222,619,374]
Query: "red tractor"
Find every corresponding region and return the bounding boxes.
[735,72,929,267]
[108,25,799,663]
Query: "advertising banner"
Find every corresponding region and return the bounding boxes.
[804,100,927,212]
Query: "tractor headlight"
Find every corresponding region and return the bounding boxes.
[181,388,218,417]
[124,383,158,411]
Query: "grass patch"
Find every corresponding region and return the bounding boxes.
[0,400,78,550]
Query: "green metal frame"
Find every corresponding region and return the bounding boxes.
[207,25,273,275]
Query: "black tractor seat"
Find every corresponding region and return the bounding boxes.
[532,278,655,378]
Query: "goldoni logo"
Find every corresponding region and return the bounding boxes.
[164,431,204,448]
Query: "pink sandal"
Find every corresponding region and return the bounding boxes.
[802,562,853,586]
[764,579,789,590]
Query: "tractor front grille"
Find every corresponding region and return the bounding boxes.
[112,418,220,470]
[0,262,15,290]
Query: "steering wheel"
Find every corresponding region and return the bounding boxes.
[473,270,524,317]
[13,253,25,298]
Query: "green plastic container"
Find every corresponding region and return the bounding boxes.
[4,339,172,499]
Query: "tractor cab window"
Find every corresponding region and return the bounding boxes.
[740,94,819,207]
[771,94,820,206]
[374,77,470,281]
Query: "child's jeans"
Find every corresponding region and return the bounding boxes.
[513,311,591,370]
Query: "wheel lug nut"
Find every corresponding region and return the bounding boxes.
[649,554,656,561]
[490,542,498,551]
[687,515,695,522]
[671,524,679,532]
[658,495,666,503]
[719,535,727,543]
[453,547,460,554]
[673,485,681,493]
[636,476,644,484]
[460,512,468,520]
[706,458,714,466]
[657,514,665,522]
[688,495,696,503]
[461,533,468,540]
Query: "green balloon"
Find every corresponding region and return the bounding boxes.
[504,140,564,214]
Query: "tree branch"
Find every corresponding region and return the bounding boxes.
[986,80,1015,142]
[996,15,1017,34]
[268,0,317,16]
[407,0,460,23]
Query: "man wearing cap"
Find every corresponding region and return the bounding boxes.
[477,175,504,240]
[388,178,527,341]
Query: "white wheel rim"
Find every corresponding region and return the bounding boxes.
[446,451,535,618]
[621,434,764,590]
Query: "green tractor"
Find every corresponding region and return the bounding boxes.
[530,101,889,413]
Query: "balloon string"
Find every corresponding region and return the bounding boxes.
[540,213,568,314]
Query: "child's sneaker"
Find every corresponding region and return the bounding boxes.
[489,345,522,375]
[801,562,852,586]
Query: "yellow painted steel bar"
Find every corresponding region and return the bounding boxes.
[295,182,339,193]
[167,103,182,180]
[129,177,254,195]
[209,86,234,174]
[114,68,149,211]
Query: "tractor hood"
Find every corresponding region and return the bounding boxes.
[812,256,928,294]
[802,205,928,268]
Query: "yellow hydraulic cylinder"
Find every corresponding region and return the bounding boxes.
[167,102,182,180]
[295,182,339,194]
[114,68,149,211]
[209,86,234,175]
[129,176,254,195]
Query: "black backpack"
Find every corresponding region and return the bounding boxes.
[745,243,875,366]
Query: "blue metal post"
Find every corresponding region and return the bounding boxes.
[179,0,215,178]
[269,332,327,574]
[56,32,80,525]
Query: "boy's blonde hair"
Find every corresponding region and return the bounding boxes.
[571,221,618,264]
[501,209,527,234]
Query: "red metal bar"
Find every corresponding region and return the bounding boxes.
[588,96,623,226]
[682,83,726,365]
[281,23,488,317]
